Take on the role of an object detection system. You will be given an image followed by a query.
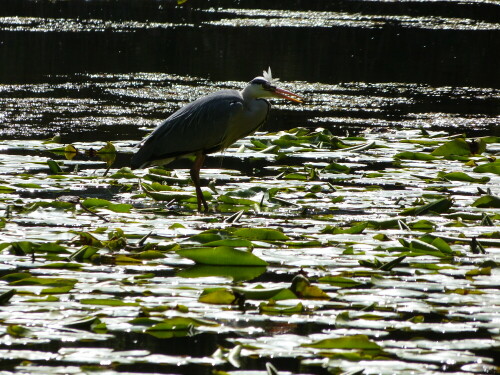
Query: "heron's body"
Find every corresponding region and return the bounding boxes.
[131,69,302,212]
[130,89,270,169]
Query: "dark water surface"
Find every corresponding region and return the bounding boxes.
[0,0,499,143]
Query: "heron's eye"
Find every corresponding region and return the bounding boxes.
[262,83,272,90]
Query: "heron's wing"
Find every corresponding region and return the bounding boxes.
[131,90,244,168]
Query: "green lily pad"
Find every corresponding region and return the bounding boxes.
[0,289,15,305]
[395,151,438,161]
[473,162,500,175]
[147,317,216,331]
[472,195,500,208]
[318,276,363,288]
[198,288,237,304]
[177,246,268,266]
[81,198,132,213]
[401,197,453,216]
[79,298,139,306]
[259,302,305,314]
[302,334,381,350]
[177,265,266,282]
[431,138,482,156]
[438,171,490,183]
[232,228,290,241]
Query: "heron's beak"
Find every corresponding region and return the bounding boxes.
[273,87,303,103]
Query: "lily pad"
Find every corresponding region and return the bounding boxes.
[177,246,268,266]
[302,334,381,350]
[81,198,132,213]
[232,228,290,241]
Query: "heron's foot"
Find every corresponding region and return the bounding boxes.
[197,199,209,213]
[194,186,210,213]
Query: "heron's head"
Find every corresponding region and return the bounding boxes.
[243,75,303,103]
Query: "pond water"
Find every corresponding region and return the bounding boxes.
[0,1,500,374]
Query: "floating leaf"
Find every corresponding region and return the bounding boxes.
[64,144,77,160]
[465,267,491,277]
[177,265,266,282]
[0,289,15,305]
[64,144,77,153]
[199,288,237,304]
[147,317,216,331]
[10,277,77,287]
[233,285,288,300]
[429,237,453,254]
[69,245,99,261]
[43,134,62,144]
[218,195,258,206]
[136,250,165,260]
[318,276,363,288]
[438,171,490,183]
[41,285,74,294]
[289,274,329,299]
[128,317,163,327]
[97,141,116,154]
[0,185,15,193]
[24,200,75,212]
[40,262,82,270]
[37,243,69,254]
[80,298,139,306]
[409,220,436,231]
[0,272,32,282]
[203,239,254,248]
[268,288,298,301]
[472,195,500,208]
[47,159,63,174]
[378,255,406,271]
[395,151,438,161]
[7,325,30,338]
[324,162,350,173]
[302,334,381,350]
[189,232,226,244]
[64,316,103,331]
[282,172,308,180]
[111,167,137,179]
[299,284,330,299]
[322,222,368,234]
[146,317,216,338]
[473,162,500,175]
[431,138,473,156]
[15,182,42,189]
[400,198,453,216]
[115,254,143,265]
[177,246,268,266]
[70,231,103,247]
[233,228,289,241]
[259,302,305,314]
[81,198,132,213]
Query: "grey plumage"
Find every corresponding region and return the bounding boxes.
[130,89,269,169]
[131,69,302,211]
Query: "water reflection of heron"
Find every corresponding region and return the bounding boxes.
[131,68,303,212]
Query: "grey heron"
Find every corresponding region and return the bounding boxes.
[131,68,303,212]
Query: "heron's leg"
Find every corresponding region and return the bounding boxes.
[190,153,208,212]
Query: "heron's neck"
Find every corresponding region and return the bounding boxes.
[240,86,260,103]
